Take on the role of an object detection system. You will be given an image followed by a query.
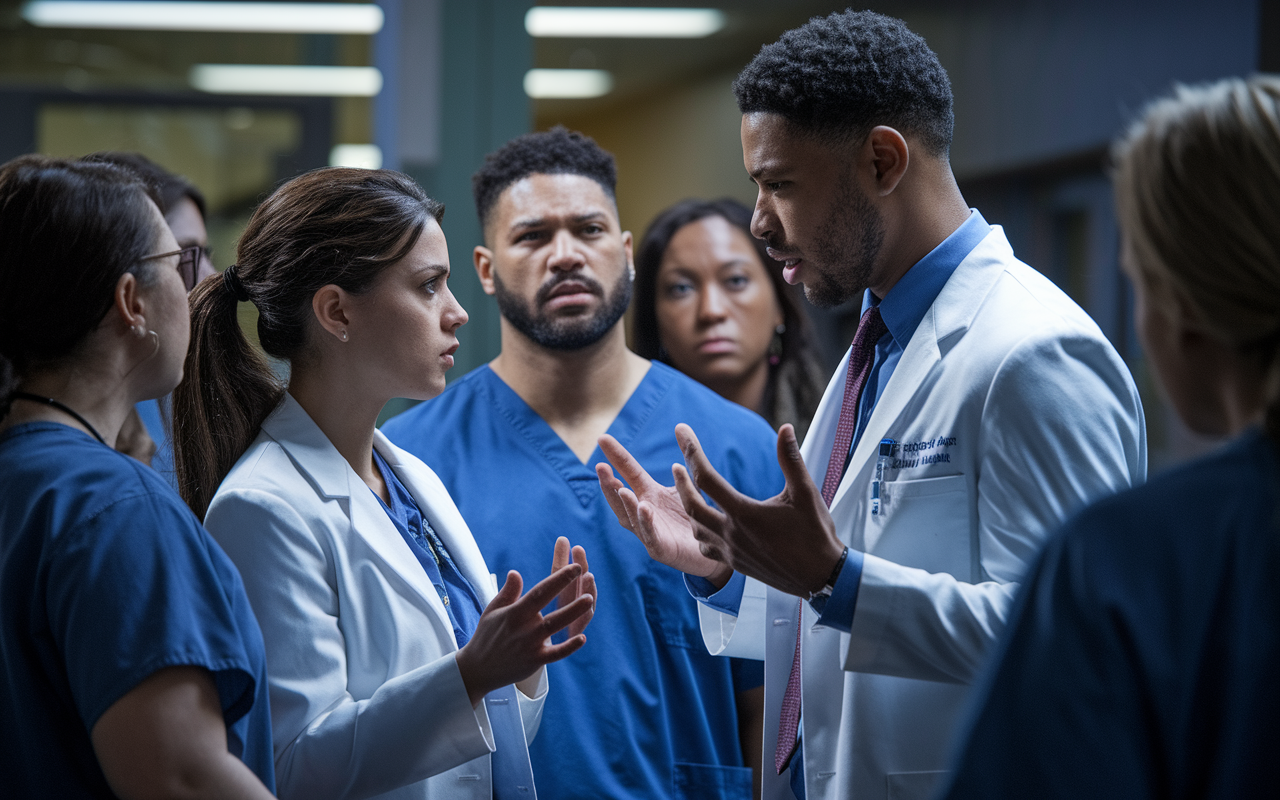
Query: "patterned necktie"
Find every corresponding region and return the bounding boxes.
[775,305,888,775]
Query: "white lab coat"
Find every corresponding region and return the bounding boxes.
[205,394,547,800]
[698,227,1146,800]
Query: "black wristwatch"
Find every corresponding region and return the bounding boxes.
[807,546,849,616]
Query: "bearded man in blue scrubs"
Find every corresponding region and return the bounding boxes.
[382,127,781,800]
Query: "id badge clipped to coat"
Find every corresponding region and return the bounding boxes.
[871,438,895,516]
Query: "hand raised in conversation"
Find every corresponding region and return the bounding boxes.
[596,434,733,587]
[551,536,596,640]
[671,423,846,599]
[455,543,594,707]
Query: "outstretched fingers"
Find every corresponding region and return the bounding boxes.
[537,632,588,664]
[596,462,643,533]
[674,423,743,511]
[551,536,571,573]
[672,463,728,531]
[514,562,583,614]
[775,424,820,502]
[599,434,662,494]
[489,570,524,610]
[541,593,594,634]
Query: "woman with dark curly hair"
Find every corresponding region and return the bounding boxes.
[633,197,827,439]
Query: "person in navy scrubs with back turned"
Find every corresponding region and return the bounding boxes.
[939,75,1280,799]
[0,155,275,798]
[383,127,782,800]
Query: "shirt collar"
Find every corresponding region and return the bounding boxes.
[861,209,991,346]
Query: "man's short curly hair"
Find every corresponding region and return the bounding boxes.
[472,126,617,229]
[734,10,954,156]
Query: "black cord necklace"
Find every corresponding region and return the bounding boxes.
[11,392,107,445]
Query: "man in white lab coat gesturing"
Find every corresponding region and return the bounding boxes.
[597,10,1146,800]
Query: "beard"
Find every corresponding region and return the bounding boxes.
[791,177,885,309]
[494,265,633,351]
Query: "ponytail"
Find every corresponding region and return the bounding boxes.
[174,271,283,518]
[172,167,442,518]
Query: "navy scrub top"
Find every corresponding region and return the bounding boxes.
[0,422,276,796]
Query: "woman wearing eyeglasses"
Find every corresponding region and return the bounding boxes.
[83,152,216,481]
[0,155,276,797]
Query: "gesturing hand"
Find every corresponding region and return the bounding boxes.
[551,536,596,640]
[455,556,594,707]
[596,434,732,586]
[672,423,845,599]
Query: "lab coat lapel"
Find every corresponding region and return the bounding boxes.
[262,395,454,627]
[825,227,1015,515]
[374,431,498,607]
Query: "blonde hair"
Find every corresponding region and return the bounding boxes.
[1113,75,1280,435]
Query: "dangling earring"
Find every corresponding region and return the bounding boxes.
[769,323,785,366]
[339,329,349,342]
[146,330,160,360]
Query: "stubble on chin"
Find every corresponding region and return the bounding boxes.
[803,175,884,309]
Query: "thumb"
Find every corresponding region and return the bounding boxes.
[775,424,818,500]
[489,570,524,610]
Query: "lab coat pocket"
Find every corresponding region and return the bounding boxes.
[868,474,969,576]
[673,762,753,800]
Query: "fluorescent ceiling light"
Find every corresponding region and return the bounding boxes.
[191,64,382,96]
[525,6,724,38]
[22,2,383,34]
[330,144,383,169]
[524,69,612,99]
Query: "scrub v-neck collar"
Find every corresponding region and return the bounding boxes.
[478,362,672,508]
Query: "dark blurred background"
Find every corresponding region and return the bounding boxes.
[1,0,1272,469]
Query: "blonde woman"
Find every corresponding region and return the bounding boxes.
[940,75,1280,797]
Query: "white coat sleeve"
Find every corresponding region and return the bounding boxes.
[696,575,770,659]
[843,330,1145,684]
[205,488,495,800]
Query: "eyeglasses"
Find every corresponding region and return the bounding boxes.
[141,245,210,292]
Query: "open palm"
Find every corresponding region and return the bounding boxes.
[596,434,728,580]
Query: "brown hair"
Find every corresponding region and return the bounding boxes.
[633,197,827,438]
[0,155,161,418]
[173,168,443,517]
[1113,75,1280,441]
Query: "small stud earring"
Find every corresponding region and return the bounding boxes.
[340,329,348,342]
[132,324,146,338]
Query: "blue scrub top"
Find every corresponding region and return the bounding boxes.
[383,362,783,800]
[0,422,276,796]
[940,428,1280,798]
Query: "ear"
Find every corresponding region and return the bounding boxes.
[311,284,352,342]
[866,126,910,196]
[621,230,635,280]
[112,271,148,337]
[474,245,497,296]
